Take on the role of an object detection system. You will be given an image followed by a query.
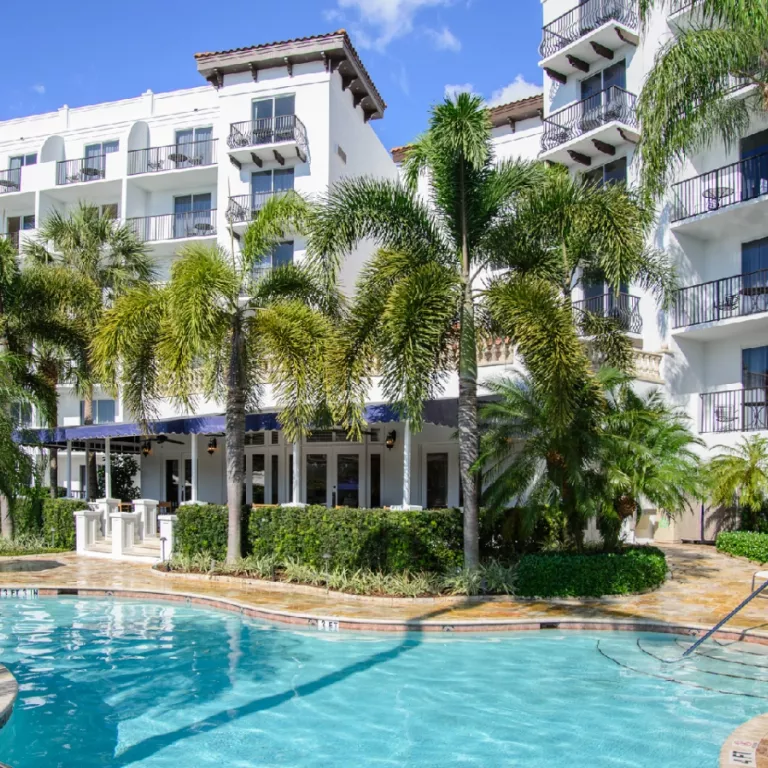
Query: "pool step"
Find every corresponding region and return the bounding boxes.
[597,636,768,700]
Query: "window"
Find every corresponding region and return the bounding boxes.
[252,454,266,504]
[740,130,768,201]
[79,399,115,425]
[426,453,449,509]
[252,95,296,143]
[244,433,266,446]
[253,242,294,279]
[182,459,193,503]
[251,168,294,209]
[9,154,36,168]
[271,431,279,445]
[174,193,213,239]
[742,238,768,314]
[581,60,626,100]
[584,156,627,187]
[100,203,118,220]
[743,347,768,389]
[10,402,32,428]
[175,127,213,166]
[85,141,119,157]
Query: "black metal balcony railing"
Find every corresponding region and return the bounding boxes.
[669,0,696,14]
[673,268,768,328]
[1,232,19,251]
[701,386,768,433]
[572,292,642,334]
[672,151,768,222]
[539,0,638,58]
[56,156,106,186]
[126,210,217,242]
[226,115,307,153]
[541,87,638,152]
[0,167,21,194]
[128,139,218,176]
[226,192,283,223]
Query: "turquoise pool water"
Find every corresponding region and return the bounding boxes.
[0,599,764,767]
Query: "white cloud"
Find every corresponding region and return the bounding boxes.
[426,26,461,51]
[444,83,477,100]
[332,0,451,50]
[487,75,542,107]
[31,84,45,95]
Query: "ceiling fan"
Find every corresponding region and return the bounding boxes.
[141,434,185,457]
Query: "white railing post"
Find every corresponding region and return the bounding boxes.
[132,499,159,540]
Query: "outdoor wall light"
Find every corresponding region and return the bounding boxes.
[141,441,152,457]
[385,430,396,450]
[207,437,218,455]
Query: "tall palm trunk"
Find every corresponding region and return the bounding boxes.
[40,359,59,498]
[83,391,99,500]
[225,317,246,563]
[0,291,11,537]
[457,159,480,568]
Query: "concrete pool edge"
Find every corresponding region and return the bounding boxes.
[5,584,768,644]
[721,713,768,766]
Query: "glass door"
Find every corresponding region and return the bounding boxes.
[336,454,360,508]
[251,453,267,505]
[165,459,180,509]
[743,346,768,431]
[740,129,768,202]
[426,453,449,509]
[176,127,212,167]
[305,454,328,506]
[252,98,275,144]
[274,95,296,141]
[742,237,768,315]
[181,459,193,503]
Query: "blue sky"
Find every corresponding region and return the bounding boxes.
[0,0,543,151]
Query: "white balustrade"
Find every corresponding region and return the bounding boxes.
[132,499,159,541]
[158,515,178,562]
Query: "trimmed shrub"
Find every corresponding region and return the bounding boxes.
[248,505,464,573]
[11,496,44,538]
[515,546,668,598]
[175,504,251,561]
[717,531,768,563]
[42,499,86,549]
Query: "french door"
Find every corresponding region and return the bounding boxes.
[175,126,213,167]
[174,193,212,239]
[303,449,364,507]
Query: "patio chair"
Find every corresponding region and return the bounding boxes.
[715,293,740,314]
[751,570,768,595]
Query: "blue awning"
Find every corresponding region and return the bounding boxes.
[14,399,461,447]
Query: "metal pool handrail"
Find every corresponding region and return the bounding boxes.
[682,576,768,657]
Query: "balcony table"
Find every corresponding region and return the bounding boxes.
[193,222,214,234]
[741,284,768,313]
[80,167,102,179]
[702,185,734,210]
[168,153,188,166]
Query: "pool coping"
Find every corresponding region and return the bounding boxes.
[7,584,768,644]
[721,713,768,766]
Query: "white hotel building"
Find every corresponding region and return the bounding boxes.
[3,7,758,556]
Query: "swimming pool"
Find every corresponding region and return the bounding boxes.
[0,598,763,766]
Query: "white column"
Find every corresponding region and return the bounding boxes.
[402,420,411,508]
[84,444,90,501]
[104,437,112,500]
[66,441,72,498]
[292,441,300,504]
[191,433,198,503]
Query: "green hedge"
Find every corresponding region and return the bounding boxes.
[249,505,464,572]
[515,547,668,598]
[8,495,84,549]
[175,504,250,561]
[176,504,464,572]
[716,531,768,563]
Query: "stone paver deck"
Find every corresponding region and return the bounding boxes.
[0,544,766,636]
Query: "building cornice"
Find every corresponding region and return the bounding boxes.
[195,30,386,121]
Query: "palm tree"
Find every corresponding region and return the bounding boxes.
[637,0,768,198]
[26,203,155,500]
[706,436,768,527]
[311,97,672,565]
[597,372,702,549]
[93,194,347,563]
[311,95,548,566]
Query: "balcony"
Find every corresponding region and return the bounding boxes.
[127,140,218,191]
[56,155,107,186]
[0,168,21,194]
[126,210,217,244]
[701,386,768,434]
[540,87,639,167]
[225,192,282,227]
[539,0,639,83]
[1,232,19,252]
[573,292,642,334]
[672,269,768,338]
[226,115,307,168]
[671,152,768,236]
[668,0,702,28]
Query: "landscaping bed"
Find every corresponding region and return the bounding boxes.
[168,504,667,598]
